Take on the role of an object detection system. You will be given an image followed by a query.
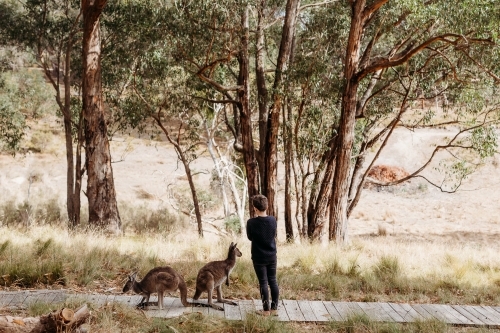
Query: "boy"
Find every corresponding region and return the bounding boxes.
[246,194,279,316]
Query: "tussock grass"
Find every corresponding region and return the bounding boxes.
[1,226,500,307]
[329,314,449,333]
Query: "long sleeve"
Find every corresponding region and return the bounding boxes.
[246,221,253,241]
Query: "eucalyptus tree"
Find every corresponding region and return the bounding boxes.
[81,0,122,233]
[164,0,260,217]
[326,0,500,242]
[275,0,499,242]
[0,0,84,227]
[101,1,229,237]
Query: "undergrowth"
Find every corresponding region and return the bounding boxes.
[1,225,500,307]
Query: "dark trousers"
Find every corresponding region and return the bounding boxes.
[253,260,279,311]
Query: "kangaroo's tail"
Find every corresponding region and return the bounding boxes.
[178,276,211,308]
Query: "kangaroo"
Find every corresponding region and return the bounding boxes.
[123,266,195,310]
[191,242,242,311]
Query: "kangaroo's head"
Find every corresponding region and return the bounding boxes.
[122,272,138,293]
[228,242,242,259]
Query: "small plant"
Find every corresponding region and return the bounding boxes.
[224,215,241,234]
[373,255,401,281]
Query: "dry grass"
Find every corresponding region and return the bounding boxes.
[1,225,500,307]
[1,225,500,332]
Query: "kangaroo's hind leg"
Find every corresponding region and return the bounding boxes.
[216,284,237,306]
[207,282,223,311]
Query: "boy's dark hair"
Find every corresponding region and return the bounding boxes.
[252,194,268,212]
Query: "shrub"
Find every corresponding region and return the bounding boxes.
[224,215,241,234]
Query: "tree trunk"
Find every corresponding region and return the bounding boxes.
[181,154,204,238]
[255,0,268,193]
[305,134,337,240]
[62,35,82,228]
[283,100,294,242]
[238,5,259,217]
[329,0,365,243]
[82,0,121,233]
[263,0,300,219]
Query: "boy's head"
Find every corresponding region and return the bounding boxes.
[252,194,268,212]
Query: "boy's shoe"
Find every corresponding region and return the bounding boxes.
[270,309,278,316]
[256,310,271,317]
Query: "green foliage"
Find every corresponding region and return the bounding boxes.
[224,215,241,234]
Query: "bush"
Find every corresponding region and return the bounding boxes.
[224,215,241,234]
[120,204,187,234]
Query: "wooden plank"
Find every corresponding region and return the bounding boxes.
[332,302,355,321]
[0,293,15,307]
[253,299,263,312]
[411,304,436,320]
[346,302,366,318]
[275,300,290,322]
[396,303,425,321]
[146,298,176,319]
[421,304,458,324]
[166,298,192,318]
[379,303,405,323]
[112,295,131,305]
[357,302,393,322]
[323,301,344,321]
[297,300,317,321]
[224,299,241,320]
[308,301,331,322]
[282,299,305,321]
[129,295,144,306]
[9,291,29,307]
[492,306,500,315]
[438,304,476,325]
[23,293,41,306]
[451,305,488,326]
[208,302,226,318]
[105,294,116,304]
[479,306,500,325]
[189,298,209,316]
[457,306,496,326]
[51,291,67,304]
[473,306,500,326]
[239,299,256,320]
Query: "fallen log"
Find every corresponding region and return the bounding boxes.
[0,304,89,333]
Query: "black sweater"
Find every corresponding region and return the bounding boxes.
[246,215,277,263]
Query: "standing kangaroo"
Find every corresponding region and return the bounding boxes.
[192,242,242,311]
[123,266,195,310]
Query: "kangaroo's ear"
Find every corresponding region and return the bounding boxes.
[233,243,238,248]
[230,242,234,248]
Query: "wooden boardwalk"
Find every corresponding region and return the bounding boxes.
[1,290,500,327]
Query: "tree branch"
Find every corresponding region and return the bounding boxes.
[357,34,494,81]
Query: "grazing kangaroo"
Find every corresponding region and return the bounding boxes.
[123,266,196,310]
[192,242,242,311]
